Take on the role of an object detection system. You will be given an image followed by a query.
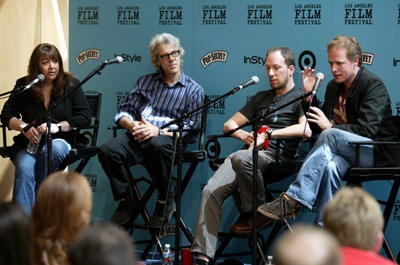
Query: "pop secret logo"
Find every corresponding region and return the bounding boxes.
[200,50,228,68]
[76,49,100,65]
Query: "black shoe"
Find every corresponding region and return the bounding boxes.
[110,199,136,226]
[148,196,176,228]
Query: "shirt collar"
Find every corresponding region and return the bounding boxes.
[156,69,186,88]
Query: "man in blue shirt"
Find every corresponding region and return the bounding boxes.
[98,33,204,227]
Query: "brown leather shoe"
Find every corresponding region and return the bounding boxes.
[230,212,274,234]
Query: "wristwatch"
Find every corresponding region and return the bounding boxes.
[265,128,274,139]
[159,128,164,136]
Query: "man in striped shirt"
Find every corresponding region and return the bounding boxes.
[98,33,204,227]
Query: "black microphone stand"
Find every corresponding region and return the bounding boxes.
[22,61,112,176]
[161,83,254,265]
[223,90,313,265]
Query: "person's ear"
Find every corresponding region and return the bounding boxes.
[373,231,384,253]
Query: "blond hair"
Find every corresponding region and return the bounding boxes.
[323,187,383,250]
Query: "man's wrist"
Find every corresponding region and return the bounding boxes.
[158,127,165,136]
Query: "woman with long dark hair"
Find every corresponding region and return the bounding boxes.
[1,43,91,213]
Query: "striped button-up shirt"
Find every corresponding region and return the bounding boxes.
[115,70,204,144]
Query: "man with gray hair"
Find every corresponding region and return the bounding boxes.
[98,33,204,227]
[323,187,396,265]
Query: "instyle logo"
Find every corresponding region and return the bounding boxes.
[117,6,139,25]
[201,50,228,68]
[243,55,266,65]
[159,6,183,25]
[202,5,227,25]
[344,3,373,25]
[114,53,142,63]
[294,4,322,25]
[77,6,99,25]
[207,94,225,115]
[116,91,130,111]
[76,49,100,65]
[362,52,374,66]
[247,4,272,25]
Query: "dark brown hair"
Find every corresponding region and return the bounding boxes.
[27,43,74,102]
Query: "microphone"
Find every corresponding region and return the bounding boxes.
[235,76,259,92]
[103,56,123,65]
[22,74,45,91]
[311,72,325,97]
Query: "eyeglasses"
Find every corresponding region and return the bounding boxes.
[159,50,180,60]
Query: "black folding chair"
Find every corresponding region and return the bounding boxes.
[108,96,209,259]
[343,115,400,263]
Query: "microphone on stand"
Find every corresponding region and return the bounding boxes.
[102,56,123,65]
[15,74,45,93]
[234,76,259,92]
[311,72,325,97]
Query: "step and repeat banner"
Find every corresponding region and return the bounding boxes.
[70,0,400,261]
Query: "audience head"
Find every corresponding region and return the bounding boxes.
[69,224,137,265]
[274,224,341,265]
[0,202,31,265]
[149,32,185,72]
[31,171,93,265]
[323,186,384,252]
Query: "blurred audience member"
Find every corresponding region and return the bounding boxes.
[0,201,31,265]
[31,171,92,265]
[274,224,341,265]
[323,187,396,265]
[69,224,137,265]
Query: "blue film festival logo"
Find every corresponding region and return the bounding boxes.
[207,95,225,115]
[116,6,139,25]
[85,174,97,193]
[398,4,400,24]
[159,5,183,25]
[344,3,373,25]
[77,6,99,25]
[202,4,226,25]
[116,91,130,111]
[247,4,272,25]
[75,49,100,66]
[294,3,322,25]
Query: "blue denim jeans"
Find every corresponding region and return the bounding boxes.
[12,138,71,214]
[286,128,374,226]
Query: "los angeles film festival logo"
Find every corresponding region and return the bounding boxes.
[75,49,100,66]
[202,4,226,25]
[294,3,322,25]
[207,95,225,115]
[398,4,400,24]
[344,3,373,25]
[117,6,139,25]
[116,91,130,111]
[159,5,183,25]
[247,4,272,25]
[77,6,99,25]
